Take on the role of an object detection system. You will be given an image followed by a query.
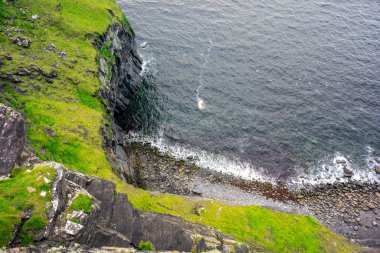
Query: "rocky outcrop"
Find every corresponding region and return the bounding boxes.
[120,142,200,195]
[0,104,25,177]
[35,163,249,252]
[96,22,142,124]
[96,22,143,180]
[297,182,380,248]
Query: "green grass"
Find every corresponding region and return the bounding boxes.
[0,165,56,247]
[122,13,133,34]
[138,240,155,251]
[68,194,92,214]
[0,0,124,182]
[118,184,360,253]
[69,218,81,224]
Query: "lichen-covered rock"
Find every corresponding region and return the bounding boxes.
[0,104,25,176]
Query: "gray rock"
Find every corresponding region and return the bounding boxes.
[65,221,84,236]
[12,36,31,48]
[40,165,247,252]
[0,104,25,176]
[374,165,380,174]
[343,166,353,177]
[336,158,347,164]
[96,23,142,125]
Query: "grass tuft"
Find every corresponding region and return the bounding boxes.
[138,240,155,251]
[68,194,92,214]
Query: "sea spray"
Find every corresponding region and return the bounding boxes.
[126,130,274,183]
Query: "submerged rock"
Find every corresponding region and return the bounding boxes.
[343,166,353,177]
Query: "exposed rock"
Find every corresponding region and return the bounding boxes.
[12,37,31,48]
[27,187,36,193]
[343,166,353,177]
[96,22,142,180]
[374,165,380,174]
[298,181,380,248]
[44,128,56,137]
[36,163,248,252]
[96,22,142,121]
[117,142,199,194]
[65,221,84,236]
[336,158,347,164]
[0,104,26,176]
[3,246,139,253]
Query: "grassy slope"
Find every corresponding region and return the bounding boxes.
[0,0,360,252]
[0,166,56,246]
[120,184,359,253]
[0,0,123,181]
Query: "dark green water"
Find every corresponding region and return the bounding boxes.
[119,0,380,184]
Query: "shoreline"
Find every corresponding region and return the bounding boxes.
[121,140,380,248]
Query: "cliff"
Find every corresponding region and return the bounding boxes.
[0,0,365,252]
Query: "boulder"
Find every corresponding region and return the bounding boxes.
[65,221,84,236]
[0,104,25,176]
[343,167,353,177]
[12,37,31,48]
[374,165,380,174]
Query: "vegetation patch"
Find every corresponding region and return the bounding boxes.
[122,13,133,34]
[68,194,92,214]
[138,240,155,251]
[0,0,124,180]
[119,184,360,253]
[0,165,56,247]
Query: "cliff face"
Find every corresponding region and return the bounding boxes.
[0,104,25,177]
[97,23,142,122]
[96,22,144,180]
[32,162,248,252]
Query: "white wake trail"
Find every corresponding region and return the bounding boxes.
[196,39,213,110]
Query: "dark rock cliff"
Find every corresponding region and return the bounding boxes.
[96,22,144,181]
[96,23,142,121]
[0,104,25,177]
[33,163,248,252]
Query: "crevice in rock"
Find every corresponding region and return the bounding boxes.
[9,207,34,247]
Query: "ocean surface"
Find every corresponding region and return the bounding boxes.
[118,0,380,184]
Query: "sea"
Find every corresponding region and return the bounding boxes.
[118,0,380,185]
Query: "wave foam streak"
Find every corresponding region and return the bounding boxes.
[126,131,274,183]
[196,39,213,110]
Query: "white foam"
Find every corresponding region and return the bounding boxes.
[196,39,213,110]
[127,132,379,188]
[291,149,380,187]
[140,53,157,76]
[126,131,274,183]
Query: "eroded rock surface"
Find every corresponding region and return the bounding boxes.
[0,104,25,177]
[36,163,249,252]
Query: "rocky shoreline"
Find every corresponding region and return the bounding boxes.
[119,140,380,248]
